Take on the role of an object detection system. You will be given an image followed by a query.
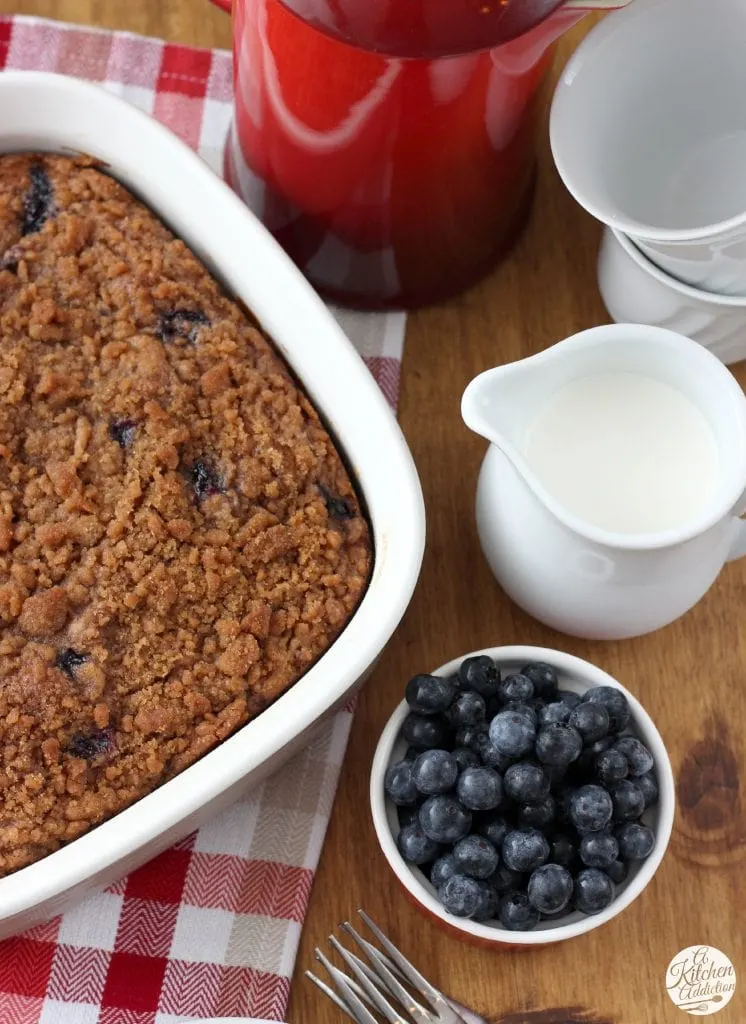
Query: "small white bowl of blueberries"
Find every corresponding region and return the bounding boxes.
[370,646,675,947]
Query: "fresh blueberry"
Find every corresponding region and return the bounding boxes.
[569,785,614,834]
[605,859,629,885]
[489,710,536,758]
[498,673,534,704]
[418,795,472,844]
[452,746,481,772]
[447,691,487,728]
[157,308,209,344]
[504,762,550,804]
[458,655,501,699]
[585,686,631,733]
[67,729,114,761]
[535,723,583,767]
[477,813,511,849]
[588,736,615,756]
[557,689,582,709]
[637,771,659,809]
[456,766,503,811]
[384,760,419,805]
[488,863,525,896]
[613,736,655,777]
[430,853,458,889]
[518,796,556,829]
[438,874,482,918]
[396,823,441,865]
[404,746,421,761]
[594,748,629,787]
[22,162,54,235]
[521,662,559,701]
[571,735,615,778]
[527,863,573,915]
[472,882,500,922]
[504,702,538,726]
[550,833,577,868]
[569,702,610,744]
[498,891,540,931]
[502,828,550,872]
[109,419,137,449]
[405,673,456,715]
[398,805,419,828]
[453,835,499,879]
[616,821,655,860]
[402,713,449,750]
[539,701,572,727]
[574,868,615,915]
[610,779,646,821]
[579,831,619,869]
[456,725,489,752]
[412,750,458,795]
[189,459,224,501]
[56,647,89,678]
[477,741,515,772]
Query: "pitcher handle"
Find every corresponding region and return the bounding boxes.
[727,491,746,561]
[208,0,231,11]
[728,517,746,562]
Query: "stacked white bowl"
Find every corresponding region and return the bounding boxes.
[550,0,746,365]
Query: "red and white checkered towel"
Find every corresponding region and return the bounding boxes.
[0,15,407,1024]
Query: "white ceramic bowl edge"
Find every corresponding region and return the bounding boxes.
[371,646,675,946]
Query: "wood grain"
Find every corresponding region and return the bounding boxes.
[2,1,744,1020]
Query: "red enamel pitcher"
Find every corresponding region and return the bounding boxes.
[210,0,628,308]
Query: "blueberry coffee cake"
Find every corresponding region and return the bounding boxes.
[0,153,372,876]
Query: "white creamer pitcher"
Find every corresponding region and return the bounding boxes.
[461,324,746,640]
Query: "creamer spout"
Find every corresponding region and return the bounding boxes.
[461,357,542,457]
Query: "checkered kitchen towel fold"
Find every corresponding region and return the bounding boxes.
[0,15,407,1024]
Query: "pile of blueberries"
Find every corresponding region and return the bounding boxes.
[385,657,659,931]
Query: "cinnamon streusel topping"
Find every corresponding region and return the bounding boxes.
[0,154,371,875]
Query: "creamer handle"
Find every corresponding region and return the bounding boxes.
[728,518,746,562]
[727,492,746,561]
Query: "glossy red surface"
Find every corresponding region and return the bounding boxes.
[222,0,586,307]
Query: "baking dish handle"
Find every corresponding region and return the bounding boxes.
[209,0,231,12]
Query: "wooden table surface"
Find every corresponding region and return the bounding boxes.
[2,1,744,1021]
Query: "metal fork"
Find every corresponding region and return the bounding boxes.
[305,910,472,1024]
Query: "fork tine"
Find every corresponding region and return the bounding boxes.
[314,949,381,1024]
[342,929,405,981]
[305,970,363,1024]
[357,910,468,1024]
[344,949,397,996]
[315,948,380,1011]
[329,934,412,1024]
[341,921,433,1024]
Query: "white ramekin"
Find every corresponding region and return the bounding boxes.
[370,646,675,948]
[0,71,425,938]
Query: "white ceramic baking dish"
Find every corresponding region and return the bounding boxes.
[0,71,425,937]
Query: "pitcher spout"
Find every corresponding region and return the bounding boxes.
[495,0,635,72]
[461,358,541,458]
